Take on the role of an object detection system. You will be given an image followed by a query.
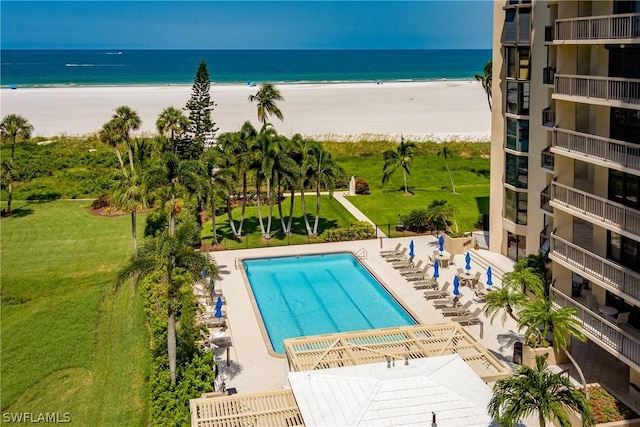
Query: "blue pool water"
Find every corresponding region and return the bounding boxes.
[244,252,416,354]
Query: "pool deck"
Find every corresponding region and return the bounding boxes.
[208,236,524,394]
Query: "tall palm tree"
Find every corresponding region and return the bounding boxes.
[305,143,341,236]
[437,145,456,194]
[488,355,594,427]
[1,114,33,213]
[118,220,215,386]
[253,124,281,239]
[111,167,148,256]
[248,83,285,125]
[381,137,417,195]
[156,106,189,154]
[475,60,492,111]
[111,106,141,173]
[99,120,126,171]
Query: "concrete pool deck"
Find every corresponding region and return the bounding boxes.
[208,236,524,394]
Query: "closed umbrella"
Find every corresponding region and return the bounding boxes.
[409,240,415,258]
[453,276,460,296]
[214,304,223,326]
[433,260,440,279]
[216,296,223,310]
[465,252,472,271]
[438,235,445,254]
[487,266,493,287]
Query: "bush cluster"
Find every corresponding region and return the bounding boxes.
[401,209,431,233]
[588,385,639,423]
[91,194,111,209]
[325,222,375,242]
[354,177,370,195]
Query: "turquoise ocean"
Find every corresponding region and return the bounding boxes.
[1,49,491,87]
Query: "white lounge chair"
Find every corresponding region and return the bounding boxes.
[380,243,402,256]
[413,278,438,290]
[423,282,451,300]
[452,307,482,325]
[432,297,457,308]
[441,300,472,317]
[384,248,408,262]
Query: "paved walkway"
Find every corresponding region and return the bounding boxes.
[332,192,387,237]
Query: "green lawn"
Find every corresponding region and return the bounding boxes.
[335,153,490,234]
[1,201,149,425]
[203,195,360,249]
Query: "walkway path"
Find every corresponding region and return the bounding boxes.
[328,191,388,237]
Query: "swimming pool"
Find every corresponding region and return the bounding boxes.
[243,252,416,354]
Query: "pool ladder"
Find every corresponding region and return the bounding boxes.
[234,258,244,270]
[356,248,367,260]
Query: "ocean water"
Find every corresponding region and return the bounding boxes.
[1,49,491,87]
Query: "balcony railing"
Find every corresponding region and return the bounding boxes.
[551,287,640,368]
[553,128,640,173]
[542,107,556,127]
[551,181,640,238]
[541,147,555,171]
[554,13,640,42]
[541,185,552,213]
[550,233,640,301]
[555,74,640,106]
[543,67,556,85]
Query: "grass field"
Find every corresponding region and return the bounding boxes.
[1,201,149,425]
[335,152,491,234]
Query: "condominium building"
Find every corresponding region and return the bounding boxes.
[490,0,640,398]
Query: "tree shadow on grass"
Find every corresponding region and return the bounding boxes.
[214,214,339,244]
[1,199,55,219]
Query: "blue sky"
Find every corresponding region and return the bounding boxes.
[1,1,493,50]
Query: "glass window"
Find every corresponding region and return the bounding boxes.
[505,189,527,224]
[610,107,640,144]
[506,153,528,188]
[608,231,640,274]
[507,232,527,260]
[506,82,530,115]
[518,9,531,43]
[505,47,530,80]
[518,47,530,80]
[505,10,516,43]
[609,170,640,209]
[506,47,516,78]
[506,117,529,152]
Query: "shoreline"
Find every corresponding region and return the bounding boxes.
[1,80,491,141]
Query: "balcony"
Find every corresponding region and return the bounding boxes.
[550,181,640,240]
[541,147,555,171]
[541,185,552,213]
[550,233,640,302]
[542,107,556,127]
[551,287,640,369]
[543,67,556,85]
[554,13,640,44]
[554,74,640,108]
[553,128,640,174]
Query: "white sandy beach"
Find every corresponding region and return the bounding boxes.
[1,81,490,141]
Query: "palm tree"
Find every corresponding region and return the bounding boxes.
[475,60,492,111]
[111,167,148,256]
[248,83,285,125]
[488,355,594,427]
[437,145,456,194]
[381,137,417,195]
[156,106,189,154]
[99,120,126,171]
[426,199,459,234]
[118,220,216,386]
[111,106,141,173]
[1,114,33,213]
[253,124,281,239]
[305,143,341,236]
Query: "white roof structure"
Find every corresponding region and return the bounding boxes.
[288,354,497,427]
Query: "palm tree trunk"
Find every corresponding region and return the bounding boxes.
[237,173,247,236]
[562,347,589,400]
[300,188,312,235]
[286,188,295,234]
[445,161,456,194]
[313,184,321,236]
[131,210,137,257]
[113,147,125,172]
[539,413,546,427]
[265,177,273,238]
[403,168,408,194]
[126,138,135,174]
[211,195,218,245]
[277,184,287,234]
[170,198,176,237]
[255,181,266,237]
[8,141,14,212]
[226,193,239,238]
[486,91,492,112]
[168,307,177,386]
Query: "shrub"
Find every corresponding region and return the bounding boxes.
[588,385,639,423]
[145,211,169,237]
[90,193,111,209]
[325,222,375,242]
[354,177,370,195]
[402,209,431,233]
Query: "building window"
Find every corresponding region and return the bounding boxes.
[505,153,528,188]
[505,47,530,80]
[506,82,530,116]
[505,189,528,224]
[609,170,639,210]
[507,232,526,260]
[506,118,529,152]
[504,8,531,44]
[608,231,640,274]
[610,107,640,144]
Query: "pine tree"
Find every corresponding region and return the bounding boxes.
[183,61,217,158]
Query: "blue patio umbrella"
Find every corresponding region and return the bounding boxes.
[487,266,493,287]
[453,276,460,296]
[214,304,223,320]
[215,296,223,310]
[465,252,472,271]
[409,240,415,258]
[438,235,445,253]
[433,260,440,279]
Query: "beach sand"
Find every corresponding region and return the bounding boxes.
[1,81,491,141]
